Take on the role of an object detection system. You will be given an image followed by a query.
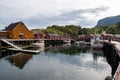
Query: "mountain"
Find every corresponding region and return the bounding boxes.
[96,15,120,27]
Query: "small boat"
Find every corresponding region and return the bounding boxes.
[91,34,103,50]
[91,41,103,50]
[32,41,44,48]
[63,39,71,43]
[63,33,71,43]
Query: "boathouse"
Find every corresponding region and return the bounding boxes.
[77,35,93,41]
[0,22,33,39]
[0,31,9,39]
[45,34,61,40]
[45,34,72,40]
[34,33,44,39]
[100,34,113,40]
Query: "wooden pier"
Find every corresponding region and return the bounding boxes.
[113,63,120,80]
[112,41,120,80]
[0,39,64,53]
[104,41,120,80]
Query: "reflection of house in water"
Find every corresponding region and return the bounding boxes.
[5,53,33,69]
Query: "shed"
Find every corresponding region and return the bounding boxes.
[4,22,33,39]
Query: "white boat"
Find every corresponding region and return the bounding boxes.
[91,34,103,50]
[63,39,71,43]
[63,33,71,43]
[32,41,44,48]
[91,42,103,50]
[74,41,90,45]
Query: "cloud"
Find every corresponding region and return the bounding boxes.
[20,6,109,29]
[0,0,109,30]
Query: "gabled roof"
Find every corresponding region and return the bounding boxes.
[5,22,22,31]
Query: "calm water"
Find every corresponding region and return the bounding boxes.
[0,44,111,80]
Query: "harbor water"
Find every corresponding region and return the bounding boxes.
[0,44,111,80]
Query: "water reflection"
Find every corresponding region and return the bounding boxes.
[5,53,32,69]
[45,43,90,55]
[0,51,18,59]
[44,44,110,73]
[0,51,33,70]
[0,44,111,80]
[92,50,104,61]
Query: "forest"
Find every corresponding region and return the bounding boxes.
[31,22,120,37]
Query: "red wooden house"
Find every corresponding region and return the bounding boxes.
[45,34,60,40]
[77,35,93,41]
[45,34,72,40]
[34,33,44,39]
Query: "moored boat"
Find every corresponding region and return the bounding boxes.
[32,41,44,48]
[91,34,103,50]
[63,39,71,43]
[91,42,103,50]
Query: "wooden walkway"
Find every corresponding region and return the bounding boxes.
[108,41,120,80]
[110,41,120,55]
[113,64,120,80]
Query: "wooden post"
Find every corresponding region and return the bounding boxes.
[0,40,1,47]
[0,40,1,52]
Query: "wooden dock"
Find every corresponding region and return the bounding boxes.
[112,41,120,80]
[107,41,120,54]
[0,39,43,53]
[0,38,65,54]
[113,63,120,80]
[107,41,120,80]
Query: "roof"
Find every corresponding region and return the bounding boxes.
[47,34,60,36]
[5,22,23,31]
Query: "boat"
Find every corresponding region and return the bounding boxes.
[74,41,84,45]
[32,41,44,48]
[63,33,71,43]
[91,34,103,50]
[63,39,71,43]
[91,42,103,50]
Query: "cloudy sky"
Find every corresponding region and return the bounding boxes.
[0,0,120,30]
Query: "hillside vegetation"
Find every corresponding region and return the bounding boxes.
[31,21,120,36]
[96,15,120,27]
[31,25,95,37]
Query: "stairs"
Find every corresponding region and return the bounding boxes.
[1,39,22,50]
